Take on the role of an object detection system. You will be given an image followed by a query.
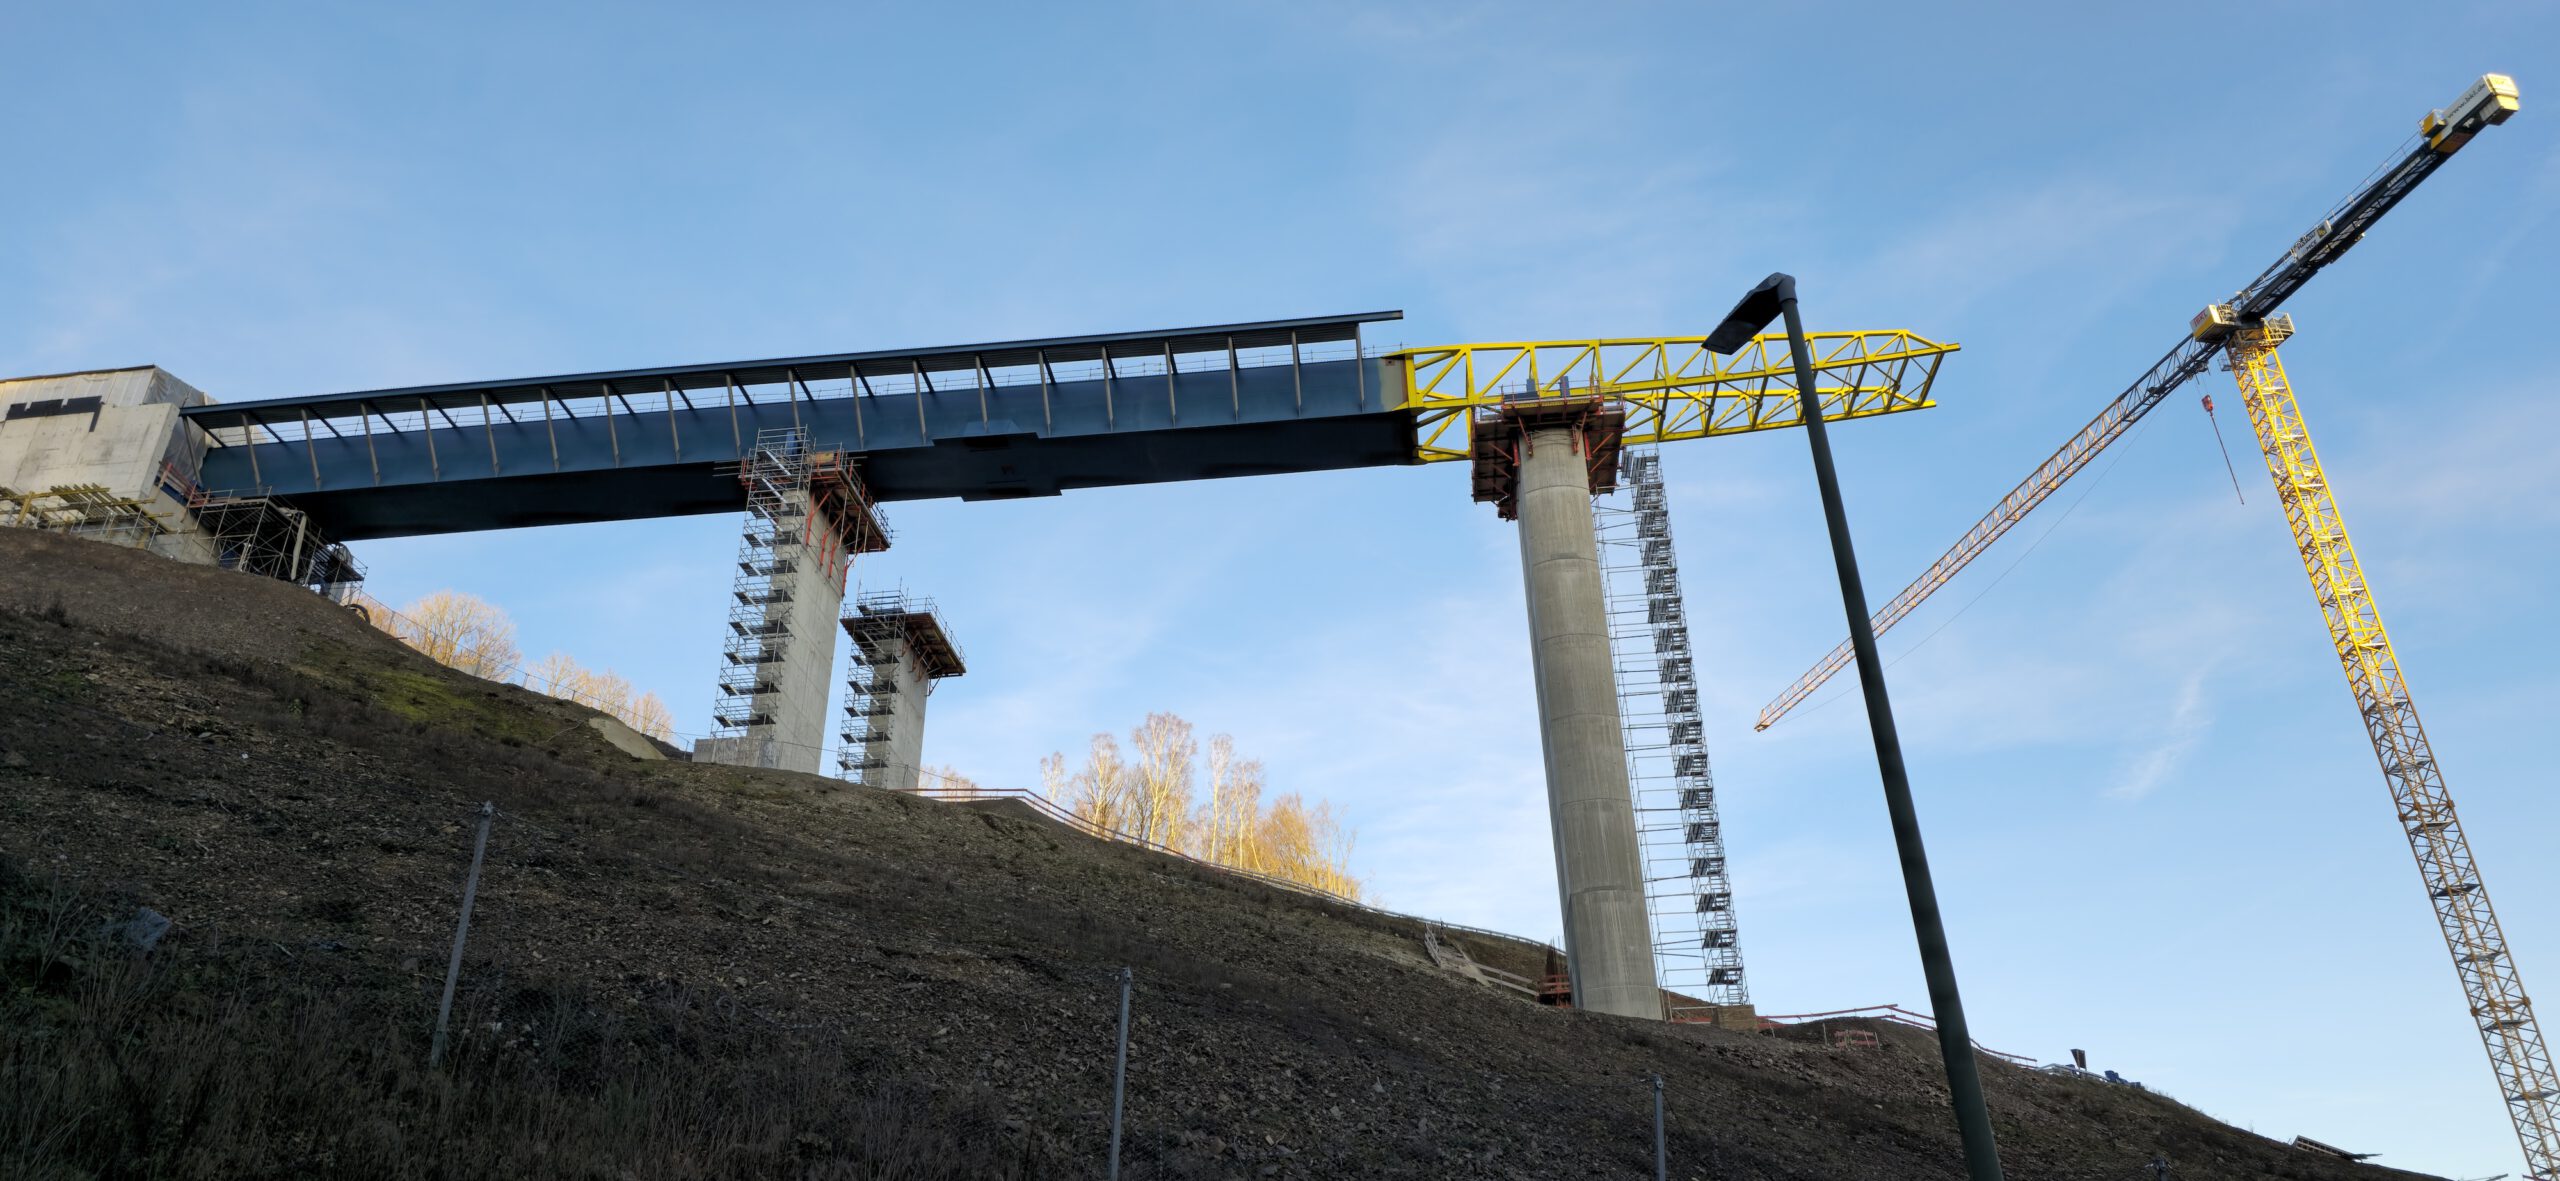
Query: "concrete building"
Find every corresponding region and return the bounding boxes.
[0,366,364,592]
[838,592,966,790]
[1,367,215,564]
[1472,399,1662,1021]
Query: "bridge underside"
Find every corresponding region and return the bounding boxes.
[250,405,1415,540]
[180,313,1408,541]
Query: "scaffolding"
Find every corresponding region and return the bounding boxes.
[715,430,811,735]
[1594,448,1749,1017]
[837,588,965,787]
[0,483,169,550]
[0,475,367,604]
[190,491,366,602]
[713,428,889,742]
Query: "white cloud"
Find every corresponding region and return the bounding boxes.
[2107,666,2213,801]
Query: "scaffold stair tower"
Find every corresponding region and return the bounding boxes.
[1596,448,1749,1017]
[716,430,818,735]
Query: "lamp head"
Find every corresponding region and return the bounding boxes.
[1706,272,1793,354]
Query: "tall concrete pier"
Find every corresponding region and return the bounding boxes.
[1475,401,1660,1020]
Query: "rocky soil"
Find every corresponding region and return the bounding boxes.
[0,530,2438,1179]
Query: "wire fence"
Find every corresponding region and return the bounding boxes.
[1755,1004,2037,1067]
[419,795,2200,1179]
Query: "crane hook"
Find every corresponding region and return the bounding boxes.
[2202,394,2247,505]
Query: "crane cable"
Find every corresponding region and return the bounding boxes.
[2200,393,2247,504]
[1787,408,2165,722]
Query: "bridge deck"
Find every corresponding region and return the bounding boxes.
[181,312,1409,540]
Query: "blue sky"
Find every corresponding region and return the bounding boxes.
[7,2,2557,1174]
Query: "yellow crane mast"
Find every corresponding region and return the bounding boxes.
[1747,73,2551,1173]
[2218,317,2558,1171]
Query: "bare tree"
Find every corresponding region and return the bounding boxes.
[1127,712,1197,849]
[918,764,986,799]
[1061,733,1134,835]
[527,650,583,698]
[1048,718,1361,901]
[626,691,676,741]
[1202,735,1236,865]
[1196,740,1264,871]
[575,667,635,722]
[393,590,522,678]
[1254,793,1362,900]
[524,650,672,740]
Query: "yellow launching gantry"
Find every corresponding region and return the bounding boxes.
[1393,330,1957,464]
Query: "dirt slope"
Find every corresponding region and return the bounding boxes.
[0,530,2437,1179]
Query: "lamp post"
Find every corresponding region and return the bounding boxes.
[1709,272,2006,1180]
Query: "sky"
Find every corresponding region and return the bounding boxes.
[6,2,2557,1174]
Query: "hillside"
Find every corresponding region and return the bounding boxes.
[0,529,2438,1179]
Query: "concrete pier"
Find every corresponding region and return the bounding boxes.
[863,634,931,790]
[761,490,855,773]
[1489,408,1660,1019]
[701,439,887,776]
[695,488,853,774]
[841,594,966,790]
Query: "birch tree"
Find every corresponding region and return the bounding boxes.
[1128,712,1197,848]
[1062,733,1134,834]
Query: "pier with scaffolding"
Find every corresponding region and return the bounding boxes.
[838,589,966,791]
[701,428,889,774]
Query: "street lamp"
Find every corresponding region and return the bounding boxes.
[1710,272,2006,1181]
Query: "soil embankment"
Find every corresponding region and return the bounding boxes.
[0,531,2434,1179]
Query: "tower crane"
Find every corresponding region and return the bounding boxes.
[1752,73,2553,1174]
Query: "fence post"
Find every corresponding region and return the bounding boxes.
[429,802,496,1068]
[1109,966,1132,1180]
[1652,1073,1668,1181]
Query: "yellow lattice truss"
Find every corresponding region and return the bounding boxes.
[2229,319,2560,1175]
[1393,330,1957,463]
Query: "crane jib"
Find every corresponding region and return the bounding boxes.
[1754,74,2501,733]
[2238,148,2448,319]
[1754,70,2554,1174]
[1749,333,2220,730]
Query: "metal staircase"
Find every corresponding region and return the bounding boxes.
[1594,448,1749,1017]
